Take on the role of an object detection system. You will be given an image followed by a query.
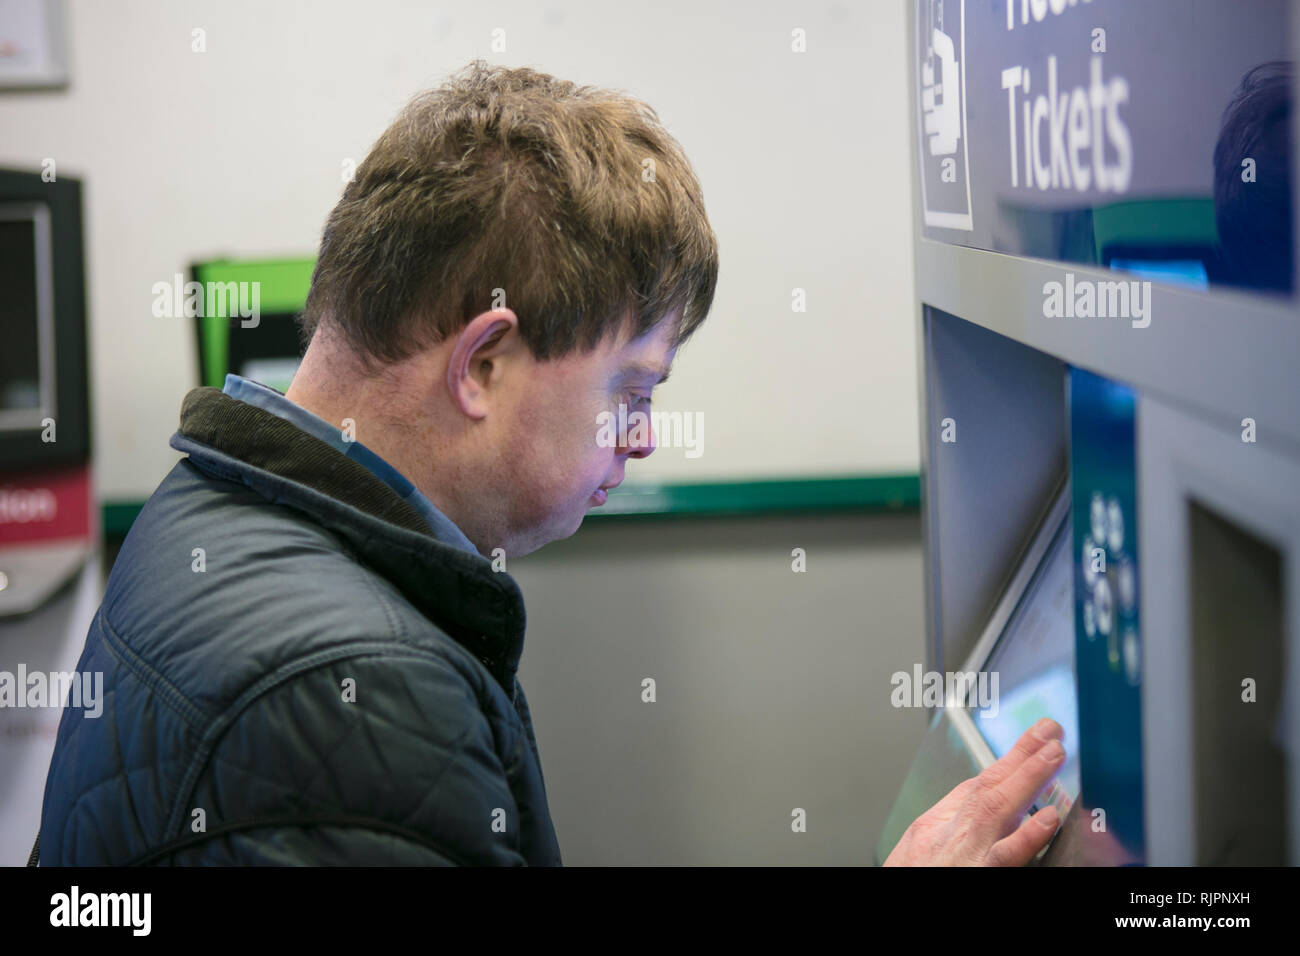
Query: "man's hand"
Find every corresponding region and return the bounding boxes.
[883,717,1066,866]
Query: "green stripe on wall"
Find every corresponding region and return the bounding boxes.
[101,474,920,539]
[592,474,920,517]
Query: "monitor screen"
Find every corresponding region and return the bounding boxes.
[970,521,1081,818]
[0,205,53,433]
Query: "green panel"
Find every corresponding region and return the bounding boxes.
[101,474,921,540]
[192,258,315,314]
[192,257,316,388]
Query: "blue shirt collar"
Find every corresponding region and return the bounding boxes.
[221,374,478,556]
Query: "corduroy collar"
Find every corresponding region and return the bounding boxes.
[169,387,527,693]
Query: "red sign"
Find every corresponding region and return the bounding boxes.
[0,465,94,545]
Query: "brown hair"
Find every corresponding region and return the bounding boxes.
[300,60,719,364]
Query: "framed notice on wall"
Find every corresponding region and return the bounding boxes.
[0,0,68,90]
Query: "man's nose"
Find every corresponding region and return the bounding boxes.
[622,417,656,459]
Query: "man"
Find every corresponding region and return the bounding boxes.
[1211,60,1294,294]
[38,61,1063,866]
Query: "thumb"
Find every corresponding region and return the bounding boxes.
[985,805,1059,866]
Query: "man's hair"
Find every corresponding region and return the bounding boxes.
[300,60,719,363]
[1212,60,1294,293]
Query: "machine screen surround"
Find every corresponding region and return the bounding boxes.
[968,517,1082,818]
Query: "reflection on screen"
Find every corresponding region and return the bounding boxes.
[1109,258,1209,290]
[0,218,43,422]
[970,523,1080,817]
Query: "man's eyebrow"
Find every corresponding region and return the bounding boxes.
[616,362,672,385]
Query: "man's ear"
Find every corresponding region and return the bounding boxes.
[446,309,519,420]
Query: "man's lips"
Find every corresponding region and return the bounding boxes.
[592,480,622,506]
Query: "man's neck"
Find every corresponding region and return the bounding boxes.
[285,341,489,554]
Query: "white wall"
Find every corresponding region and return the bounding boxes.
[512,512,929,865]
[0,0,918,501]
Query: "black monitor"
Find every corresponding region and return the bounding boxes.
[0,169,89,474]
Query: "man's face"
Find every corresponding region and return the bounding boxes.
[483,317,677,556]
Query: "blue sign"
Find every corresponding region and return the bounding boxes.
[1069,366,1143,863]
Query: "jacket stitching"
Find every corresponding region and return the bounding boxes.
[405,723,523,855]
[162,640,485,839]
[352,549,409,642]
[97,609,210,732]
[286,672,478,797]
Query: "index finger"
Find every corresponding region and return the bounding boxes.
[984,725,1067,819]
[979,717,1064,786]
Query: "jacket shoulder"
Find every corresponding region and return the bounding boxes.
[102,459,467,711]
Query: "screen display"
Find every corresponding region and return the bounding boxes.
[0,215,47,430]
[970,522,1081,818]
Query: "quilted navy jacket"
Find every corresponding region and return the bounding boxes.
[38,388,563,865]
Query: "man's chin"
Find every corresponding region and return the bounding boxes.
[558,508,591,543]
[502,513,586,559]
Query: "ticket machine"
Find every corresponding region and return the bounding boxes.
[878,0,1300,865]
[0,169,93,616]
[0,167,97,865]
